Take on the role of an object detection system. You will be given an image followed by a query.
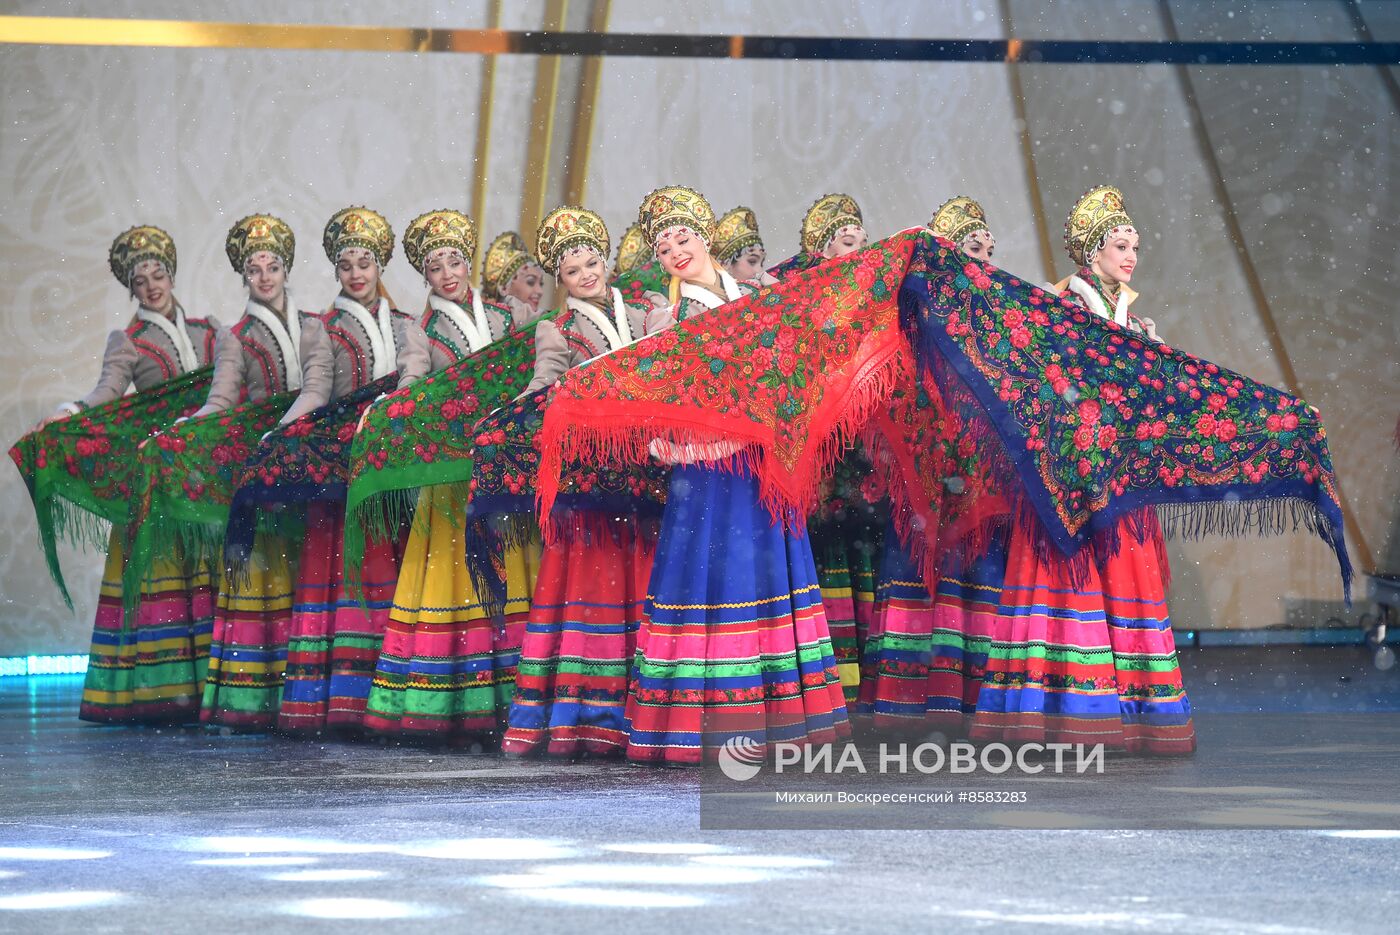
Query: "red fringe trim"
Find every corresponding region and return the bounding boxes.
[535,330,912,543]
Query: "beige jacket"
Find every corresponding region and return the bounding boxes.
[200,297,306,414]
[278,295,429,424]
[73,305,219,410]
[524,289,655,394]
[396,289,535,388]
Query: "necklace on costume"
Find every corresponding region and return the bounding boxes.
[1084,268,1121,309]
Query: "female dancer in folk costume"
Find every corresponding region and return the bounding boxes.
[60,226,221,724]
[503,206,663,758]
[969,185,1195,756]
[480,231,548,333]
[767,192,869,281]
[713,206,779,287]
[363,210,542,741]
[198,214,310,729]
[1051,185,1160,342]
[275,205,430,733]
[624,186,849,765]
[859,197,1008,732]
[767,193,880,701]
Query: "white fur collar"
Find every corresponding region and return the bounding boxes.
[332,293,395,379]
[136,304,199,372]
[244,294,302,391]
[428,290,491,354]
[1067,274,1129,328]
[679,267,743,310]
[566,287,634,354]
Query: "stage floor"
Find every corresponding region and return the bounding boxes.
[2,645,1399,931]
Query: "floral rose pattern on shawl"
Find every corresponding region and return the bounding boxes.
[860,357,1011,584]
[122,392,296,607]
[537,233,920,526]
[532,230,1349,597]
[8,366,212,606]
[464,386,667,611]
[340,327,541,581]
[612,258,670,303]
[902,236,1350,595]
[224,374,399,569]
[470,387,668,520]
[768,251,824,283]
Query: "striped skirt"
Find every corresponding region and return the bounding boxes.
[503,514,656,758]
[625,465,850,765]
[364,488,540,741]
[858,530,1004,732]
[278,502,403,734]
[79,528,214,724]
[969,513,1196,756]
[811,528,879,703]
[200,531,296,730]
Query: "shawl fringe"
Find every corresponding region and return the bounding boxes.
[536,338,911,539]
[35,494,114,609]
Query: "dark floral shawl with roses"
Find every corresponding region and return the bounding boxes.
[340,326,542,583]
[903,238,1349,595]
[223,374,398,572]
[8,366,212,608]
[121,391,295,608]
[536,230,1351,597]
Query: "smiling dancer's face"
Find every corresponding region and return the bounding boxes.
[131,260,174,314]
[337,248,379,304]
[1093,227,1139,285]
[558,248,606,300]
[424,248,468,302]
[244,251,287,306]
[507,263,546,310]
[656,228,710,282]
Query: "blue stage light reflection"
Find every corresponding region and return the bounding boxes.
[524,862,774,886]
[600,842,732,856]
[510,886,707,909]
[0,847,111,861]
[268,869,387,882]
[183,836,384,855]
[690,854,833,869]
[394,838,579,861]
[0,891,124,911]
[0,655,89,677]
[192,856,321,868]
[473,874,556,890]
[280,898,437,920]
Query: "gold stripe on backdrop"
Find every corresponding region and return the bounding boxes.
[562,0,612,208]
[470,0,503,275]
[0,15,511,52]
[1158,0,1377,575]
[998,1,1057,284]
